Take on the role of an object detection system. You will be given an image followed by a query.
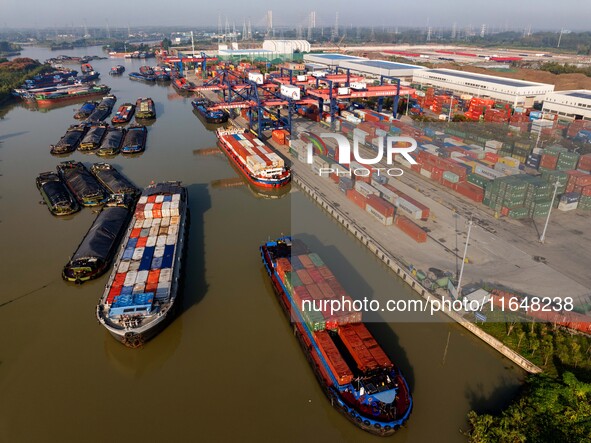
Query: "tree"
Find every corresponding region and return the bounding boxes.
[161,38,172,50]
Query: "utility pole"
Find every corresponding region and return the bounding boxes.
[448,94,454,122]
[539,181,560,243]
[557,28,564,48]
[191,31,195,56]
[456,218,473,299]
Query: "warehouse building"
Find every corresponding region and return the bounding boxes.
[340,59,425,79]
[413,68,554,107]
[262,40,311,54]
[542,90,591,120]
[303,53,367,68]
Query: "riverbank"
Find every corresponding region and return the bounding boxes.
[0,58,50,104]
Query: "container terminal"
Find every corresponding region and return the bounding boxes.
[155,40,591,326]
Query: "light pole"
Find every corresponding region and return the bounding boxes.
[539,180,560,244]
[448,94,454,122]
[456,218,473,299]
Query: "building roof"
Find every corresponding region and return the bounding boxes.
[557,90,591,100]
[218,49,273,55]
[347,59,424,70]
[421,69,548,88]
[309,53,362,60]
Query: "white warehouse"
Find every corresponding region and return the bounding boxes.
[542,90,591,120]
[413,68,554,107]
[262,40,311,54]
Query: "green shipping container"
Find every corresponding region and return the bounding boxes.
[443,171,460,183]
[307,253,325,267]
[509,207,529,219]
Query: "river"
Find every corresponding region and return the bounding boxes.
[0,46,523,442]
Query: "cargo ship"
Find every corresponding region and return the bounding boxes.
[135,98,156,120]
[50,124,88,155]
[111,103,136,124]
[36,171,80,216]
[20,68,78,89]
[35,84,111,107]
[260,237,412,436]
[191,98,228,124]
[172,77,195,93]
[96,182,188,347]
[57,161,107,207]
[121,125,147,154]
[78,124,108,151]
[63,195,134,283]
[90,163,139,197]
[96,127,125,156]
[215,127,291,188]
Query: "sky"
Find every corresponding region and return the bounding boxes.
[2,0,591,31]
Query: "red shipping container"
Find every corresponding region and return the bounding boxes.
[395,215,427,243]
[578,153,591,171]
[314,330,354,385]
[308,268,325,284]
[346,189,367,209]
[299,255,315,269]
[317,281,336,299]
[130,228,141,238]
[455,182,484,203]
[147,195,157,203]
[330,173,339,184]
[147,269,161,285]
[294,269,312,285]
[306,283,324,300]
[582,185,591,197]
[365,194,395,217]
[137,237,148,248]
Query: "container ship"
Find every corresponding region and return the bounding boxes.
[63,195,134,283]
[96,182,188,347]
[260,237,412,435]
[215,127,291,188]
[111,103,136,124]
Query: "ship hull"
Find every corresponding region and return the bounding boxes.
[37,90,109,107]
[216,140,291,189]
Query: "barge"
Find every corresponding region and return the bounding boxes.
[78,124,108,152]
[90,163,139,197]
[96,182,188,347]
[121,125,147,154]
[50,124,88,155]
[111,103,136,124]
[36,171,80,216]
[57,161,107,207]
[135,98,156,120]
[191,98,229,124]
[96,127,126,157]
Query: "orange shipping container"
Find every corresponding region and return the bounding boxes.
[395,215,427,243]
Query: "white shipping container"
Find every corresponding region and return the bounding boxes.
[394,154,412,168]
[124,271,138,287]
[138,196,148,204]
[155,195,164,203]
[420,168,432,179]
[166,234,175,245]
[349,82,367,90]
[354,181,379,198]
[142,219,152,229]
[313,156,330,168]
[129,261,140,272]
[156,236,167,247]
[296,75,307,82]
[558,201,578,211]
[475,164,504,179]
[338,87,350,95]
[172,194,180,202]
[154,246,165,258]
[157,281,169,290]
[136,270,149,284]
[366,204,393,225]
[160,269,173,282]
[280,84,301,100]
[132,247,145,261]
[147,236,157,248]
[248,72,264,84]
[134,219,144,229]
[132,283,145,294]
[161,217,170,227]
[149,226,159,237]
[118,260,130,273]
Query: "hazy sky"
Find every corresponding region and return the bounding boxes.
[2,0,590,30]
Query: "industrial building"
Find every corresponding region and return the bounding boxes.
[413,68,554,106]
[303,53,423,79]
[542,90,591,120]
[303,53,367,68]
[262,40,311,54]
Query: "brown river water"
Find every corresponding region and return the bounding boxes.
[0,46,523,442]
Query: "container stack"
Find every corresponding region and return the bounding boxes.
[106,193,181,309]
[277,252,362,333]
[313,330,354,385]
[222,131,285,173]
[338,323,393,371]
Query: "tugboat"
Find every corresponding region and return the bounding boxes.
[36,171,80,216]
[96,127,126,157]
[63,195,135,283]
[121,125,147,154]
[96,182,189,347]
[191,98,229,124]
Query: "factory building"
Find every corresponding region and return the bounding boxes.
[413,68,554,107]
[542,90,591,121]
[262,40,311,54]
[339,59,425,79]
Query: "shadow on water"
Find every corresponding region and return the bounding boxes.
[464,375,523,415]
[292,233,416,393]
[0,131,29,141]
[180,182,210,314]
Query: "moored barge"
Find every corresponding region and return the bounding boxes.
[57,161,107,207]
[36,171,80,216]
